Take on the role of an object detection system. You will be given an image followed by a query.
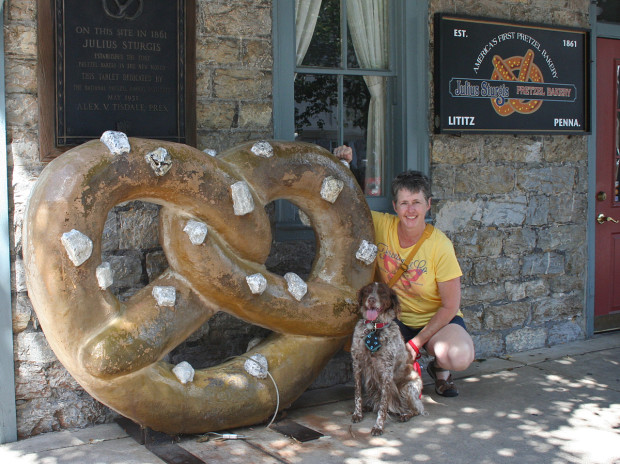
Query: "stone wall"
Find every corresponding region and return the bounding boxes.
[5,0,591,438]
[428,0,590,356]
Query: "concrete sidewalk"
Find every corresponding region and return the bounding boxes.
[2,331,619,464]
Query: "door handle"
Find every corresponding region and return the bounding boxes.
[597,213,620,224]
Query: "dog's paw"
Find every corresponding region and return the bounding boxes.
[351,413,363,423]
[399,413,413,422]
[371,426,384,436]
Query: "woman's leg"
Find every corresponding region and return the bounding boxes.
[425,323,475,374]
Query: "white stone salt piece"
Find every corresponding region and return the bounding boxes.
[172,361,195,384]
[244,354,269,379]
[145,147,172,176]
[246,273,267,295]
[298,209,311,227]
[96,262,113,289]
[61,229,93,267]
[231,181,254,215]
[100,131,130,155]
[203,148,217,157]
[284,272,307,301]
[356,240,378,265]
[320,176,344,203]
[250,140,274,158]
[183,220,208,245]
[152,286,176,307]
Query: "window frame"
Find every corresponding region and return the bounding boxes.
[272,0,429,239]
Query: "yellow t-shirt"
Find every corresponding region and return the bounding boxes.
[372,211,463,328]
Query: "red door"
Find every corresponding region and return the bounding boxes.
[595,38,620,331]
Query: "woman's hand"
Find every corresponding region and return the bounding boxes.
[333,145,353,163]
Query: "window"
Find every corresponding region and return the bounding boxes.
[273,0,428,238]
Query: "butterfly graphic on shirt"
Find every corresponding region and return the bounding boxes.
[382,253,425,292]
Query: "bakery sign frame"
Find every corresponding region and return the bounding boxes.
[434,14,590,134]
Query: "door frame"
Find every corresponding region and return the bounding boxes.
[587,5,620,337]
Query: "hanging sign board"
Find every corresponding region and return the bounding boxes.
[54,0,193,146]
[434,14,590,134]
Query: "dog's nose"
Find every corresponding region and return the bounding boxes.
[367,296,376,305]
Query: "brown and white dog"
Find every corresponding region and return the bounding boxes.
[351,282,424,435]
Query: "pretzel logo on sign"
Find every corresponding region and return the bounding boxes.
[490,49,544,116]
[23,136,375,434]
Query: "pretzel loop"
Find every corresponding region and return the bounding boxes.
[24,138,374,434]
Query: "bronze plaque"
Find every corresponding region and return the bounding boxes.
[55,0,189,145]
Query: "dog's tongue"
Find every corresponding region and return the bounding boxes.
[366,309,379,321]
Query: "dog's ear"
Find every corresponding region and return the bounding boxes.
[357,285,367,308]
[389,287,401,318]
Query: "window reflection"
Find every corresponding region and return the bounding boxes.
[597,0,620,24]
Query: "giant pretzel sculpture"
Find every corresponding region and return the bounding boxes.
[23,136,375,434]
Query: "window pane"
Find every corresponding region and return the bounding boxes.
[597,0,620,24]
[295,74,338,148]
[300,0,341,67]
[346,0,390,71]
[343,76,370,189]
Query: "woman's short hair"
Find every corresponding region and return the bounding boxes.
[391,170,432,201]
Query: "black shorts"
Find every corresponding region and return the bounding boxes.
[395,316,467,345]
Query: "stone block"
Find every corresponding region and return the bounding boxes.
[481,197,527,227]
[547,319,585,346]
[7,0,36,21]
[195,66,213,97]
[15,331,57,364]
[47,362,81,391]
[309,350,352,389]
[12,292,32,333]
[505,279,548,301]
[505,327,547,353]
[4,24,37,57]
[461,283,506,306]
[429,164,455,199]
[146,250,168,282]
[543,135,588,162]
[4,59,37,94]
[118,205,160,250]
[5,93,37,127]
[197,37,240,64]
[214,69,272,100]
[548,193,586,224]
[525,195,549,226]
[434,199,483,233]
[461,305,484,332]
[12,258,27,293]
[531,293,583,322]
[431,136,481,165]
[199,2,271,36]
[522,252,565,276]
[484,136,543,163]
[454,165,515,195]
[471,332,504,358]
[483,301,531,331]
[102,210,120,252]
[104,252,143,290]
[452,228,502,259]
[197,100,236,130]
[15,362,50,400]
[517,166,575,194]
[6,126,40,166]
[537,224,585,252]
[242,39,273,68]
[472,257,520,285]
[502,227,537,256]
[239,103,272,129]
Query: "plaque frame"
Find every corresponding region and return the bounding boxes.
[434,14,590,135]
[37,0,196,161]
